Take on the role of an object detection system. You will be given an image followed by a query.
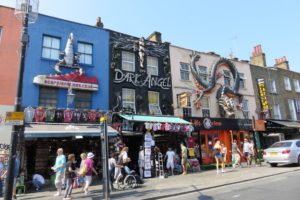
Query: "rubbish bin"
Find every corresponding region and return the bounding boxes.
[50,175,55,186]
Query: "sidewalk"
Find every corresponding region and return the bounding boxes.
[6,163,300,200]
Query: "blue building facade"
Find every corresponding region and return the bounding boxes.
[22,14,109,110]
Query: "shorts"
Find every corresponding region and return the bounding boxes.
[85,175,92,186]
[138,160,145,168]
[166,161,174,169]
[215,153,223,160]
[55,171,64,188]
[244,152,249,158]
[78,176,85,184]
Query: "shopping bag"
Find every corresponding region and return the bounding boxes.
[79,164,88,176]
[73,177,78,189]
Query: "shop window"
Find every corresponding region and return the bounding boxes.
[75,90,92,109]
[288,99,297,120]
[148,91,162,115]
[122,51,135,72]
[294,79,300,93]
[242,100,249,119]
[198,66,208,82]
[122,88,136,113]
[284,77,291,91]
[269,79,277,93]
[39,87,57,108]
[147,56,158,76]
[224,70,231,86]
[273,104,281,119]
[201,97,210,117]
[42,35,60,60]
[239,73,245,89]
[208,134,213,158]
[180,62,189,80]
[200,134,207,159]
[78,42,93,65]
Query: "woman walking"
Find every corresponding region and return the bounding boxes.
[78,153,87,192]
[63,154,76,200]
[213,139,225,174]
[83,152,98,195]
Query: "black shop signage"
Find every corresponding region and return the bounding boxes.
[187,117,253,131]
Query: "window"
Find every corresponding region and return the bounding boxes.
[201,97,210,117]
[294,79,300,93]
[148,91,162,115]
[75,90,92,109]
[296,141,300,148]
[147,56,158,76]
[242,100,249,119]
[224,70,231,86]
[284,77,291,91]
[269,80,277,93]
[273,104,281,119]
[288,99,297,120]
[78,42,92,65]
[182,95,191,117]
[39,87,57,108]
[42,35,60,60]
[0,26,3,44]
[198,66,208,82]
[122,51,135,72]
[239,73,245,89]
[122,88,136,113]
[295,99,300,113]
[180,63,190,80]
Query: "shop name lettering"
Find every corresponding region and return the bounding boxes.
[191,119,222,128]
[114,69,171,89]
[257,79,269,111]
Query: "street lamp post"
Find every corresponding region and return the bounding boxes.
[4,1,38,199]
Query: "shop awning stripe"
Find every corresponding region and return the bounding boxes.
[118,114,191,124]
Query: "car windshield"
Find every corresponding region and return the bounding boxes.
[270,142,292,148]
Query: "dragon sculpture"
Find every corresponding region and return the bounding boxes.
[190,52,243,118]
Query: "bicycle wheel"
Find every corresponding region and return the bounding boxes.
[124,175,137,189]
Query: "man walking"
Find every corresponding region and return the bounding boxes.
[231,140,242,168]
[51,148,66,197]
[165,147,175,176]
[138,146,144,180]
[243,138,251,167]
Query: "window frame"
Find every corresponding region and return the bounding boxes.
[39,87,58,108]
[293,79,300,93]
[42,35,61,60]
[78,42,93,65]
[239,73,246,89]
[147,56,158,76]
[201,96,210,117]
[288,99,297,120]
[224,70,231,86]
[122,51,135,72]
[74,90,92,109]
[198,65,209,82]
[182,95,191,117]
[122,88,136,113]
[284,76,291,91]
[269,79,277,93]
[273,104,282,120]
[180,62,190,81]
[148,91,162,115]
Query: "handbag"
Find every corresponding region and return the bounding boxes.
[72,177,78,189]
[79,164,88,176]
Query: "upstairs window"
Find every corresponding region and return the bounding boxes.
[182,95,191,117]
[42,35,60,60]
[284,77,291,91]
[75,90,92,109]
[0,26,3,44]
[148,91,162,115]
[239,73,246,89]
[294,79,300,93]
[198,66,208,82]
[78,42,93,65]
[224,70,231,86]
[122,51,135,72]
[288,99,297,120]
[201,96,210,117]
[39,87,57,108]
[122,88,136,113]
[242,100,249,119]
[180,63,190,80]
[269,80,277,93]
[273,104,281,119]
[147,56,158,76]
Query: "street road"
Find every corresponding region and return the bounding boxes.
[165,170,300,200]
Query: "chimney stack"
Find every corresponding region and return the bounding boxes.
[250,44,267,67]
[274,56,289,70]
[95,17,103,28]
[147,31,162,43]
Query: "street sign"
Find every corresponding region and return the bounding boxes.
[5,112,24,125]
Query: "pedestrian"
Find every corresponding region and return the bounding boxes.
[221,143,227,165]
[243,138,251,167]
[32,174,45,191]
[108,153,116,191]
[213,139,225,174]
[78,153,87,192]
[12,155,20,200]
[138,146,145,180]
[231,139,242,168]
[0,155,7,198]
[63,154,76,200]
[83,152,98,195]
[180,142,188,175]
[51,148,66,197]
[249,140,256,166]
[164,147,175,176]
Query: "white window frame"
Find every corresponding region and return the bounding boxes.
[198,66,209,82]
[78,42,93,65]
[288,99,297,120]
[296,99,300,113]
[284,76,291,91]
[269,79,277,93]
[242,100,249,119]
[122,88,136,113]
[148,91,162,115]
[273,104,281,119]
[180,62,190,81]
[122,51,135,72]
[201,96,210,117]
[294,79,300,93]
[147,56,158,76]
[42,35,60,60]
[239,73,246,89]
[224,70,231,86]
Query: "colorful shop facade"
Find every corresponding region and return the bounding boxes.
[19,15,116,178]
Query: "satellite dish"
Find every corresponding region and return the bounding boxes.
[15,0,39,23]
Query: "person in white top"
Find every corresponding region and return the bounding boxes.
[243,138,251,166]
[32,174,45,191]
[138,146,145,180]
[164,147,175,176]
[108,153,117,191]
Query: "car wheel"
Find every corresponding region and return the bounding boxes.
[270,163,278,167]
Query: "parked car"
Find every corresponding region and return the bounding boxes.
[263,139,300,167]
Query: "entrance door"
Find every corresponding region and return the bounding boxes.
[200,131,219,164]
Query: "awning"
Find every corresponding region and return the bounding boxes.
[118,114,191,124]
[24,123,118,138]
[268,120,300,129]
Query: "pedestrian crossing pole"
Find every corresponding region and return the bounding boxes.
[100,116,110,199]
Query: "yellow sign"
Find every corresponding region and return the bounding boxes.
[5,112,24,125]
[100,116,107,122]
[257,79,269,111]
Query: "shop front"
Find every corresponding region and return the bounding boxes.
[187,117,253,164]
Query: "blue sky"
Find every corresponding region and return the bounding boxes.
[1,0,299,72]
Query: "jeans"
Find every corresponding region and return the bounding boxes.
[0,180,3,197]
[64,178,73,198]
[32,179,43,189]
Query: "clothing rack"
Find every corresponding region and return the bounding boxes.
[156,152,164,179]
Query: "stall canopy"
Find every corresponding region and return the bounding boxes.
[118,114,191,124]
[24,123,118,138]
[267,120,300,129]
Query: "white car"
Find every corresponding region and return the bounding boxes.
[263,139,300,167]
